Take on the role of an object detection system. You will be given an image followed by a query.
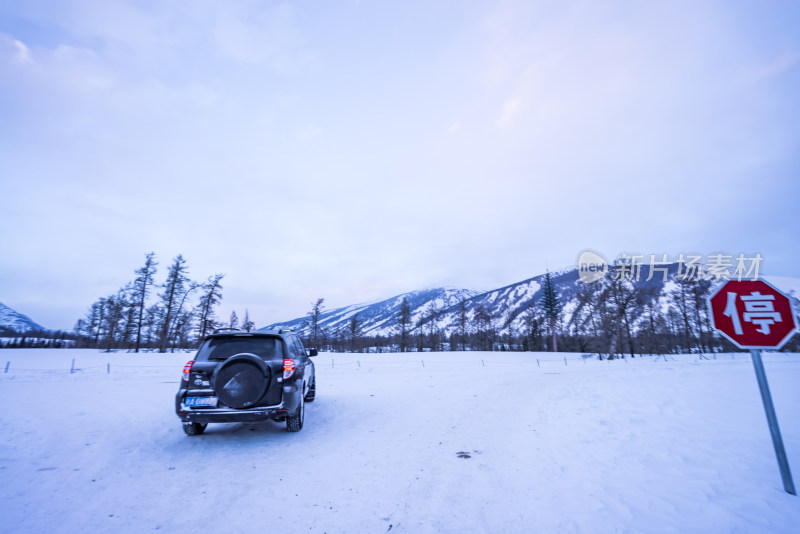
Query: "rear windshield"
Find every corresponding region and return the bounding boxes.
[196,336,284,361]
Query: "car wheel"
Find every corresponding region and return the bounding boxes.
[286,395,304,432]
[183,422,207,435]
[304,377,316,402]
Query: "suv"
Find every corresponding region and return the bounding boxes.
[175,329,317,435]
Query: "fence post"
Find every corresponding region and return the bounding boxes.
[537,359,540,367]
[4,361,9,373]
[331,358,334,369]
[482,360,485,367]
[564,356,567,366]
[107,363,110,374]
[70,359,75,374]
[421,360,425,367]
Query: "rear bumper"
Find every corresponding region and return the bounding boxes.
[177,406,286,424]
[175,382,302,424]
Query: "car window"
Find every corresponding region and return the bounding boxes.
[287,336,304,359]
[294,337,307,358]
[196,336,284,361]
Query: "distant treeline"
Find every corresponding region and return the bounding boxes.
[4,263,798,355]
[301,269,800,357]
[0,330,75,349]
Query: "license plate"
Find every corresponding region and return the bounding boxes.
[184,396,218,408]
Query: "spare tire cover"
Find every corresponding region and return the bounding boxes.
[212,353,270,409]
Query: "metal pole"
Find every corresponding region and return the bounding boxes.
[750,349,796,495]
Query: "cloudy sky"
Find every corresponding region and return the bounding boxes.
[1,0,799,331]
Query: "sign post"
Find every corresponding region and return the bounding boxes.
[708,279,799,495]
[749,348,795,495]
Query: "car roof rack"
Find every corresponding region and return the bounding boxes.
[212,327,242,334]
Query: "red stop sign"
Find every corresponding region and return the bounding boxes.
[708,279,798,349]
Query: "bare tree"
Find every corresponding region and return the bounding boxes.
[669,275,697,353]
[397,297,411,352]
[522,306,545,352]
[132,252,157,352]
[157,255,190,352]
[602,267,641,359]
[196,274,224,342]
[308,298,325,349]
[457,298,469,351]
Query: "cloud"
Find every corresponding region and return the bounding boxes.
[210,1,308,70]
[495,96,523,129]
[756,50,800,79]
[1,34,35,69]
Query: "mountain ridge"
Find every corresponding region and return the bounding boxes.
[264,266,800,339]
[0,302,49,333]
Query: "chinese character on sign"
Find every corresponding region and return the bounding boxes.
[741,292,783,334]
[709,280,797,349]
[723,291,783,335]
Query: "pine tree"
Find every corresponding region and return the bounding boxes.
[242,309,255,332]
[457,298,469,351]
[349,313,361,352]
[540,271,561,352]
[474,305,494,351]
[229,310,239,330]
[398,297,411,352]
[423,302,440,351]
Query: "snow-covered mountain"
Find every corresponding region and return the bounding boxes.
[263,265,674,338]
[264,288,480,337]
[265,264,800,340]
[431,263,691,336]
[0,302,48,333]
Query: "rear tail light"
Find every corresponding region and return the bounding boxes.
[283,359,296,380]
[182,360,194,382]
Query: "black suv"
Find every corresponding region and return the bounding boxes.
[175,329,317,435]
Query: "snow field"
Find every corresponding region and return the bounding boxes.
[1,349,799,533]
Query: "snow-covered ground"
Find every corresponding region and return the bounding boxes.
[1,349,799,533]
